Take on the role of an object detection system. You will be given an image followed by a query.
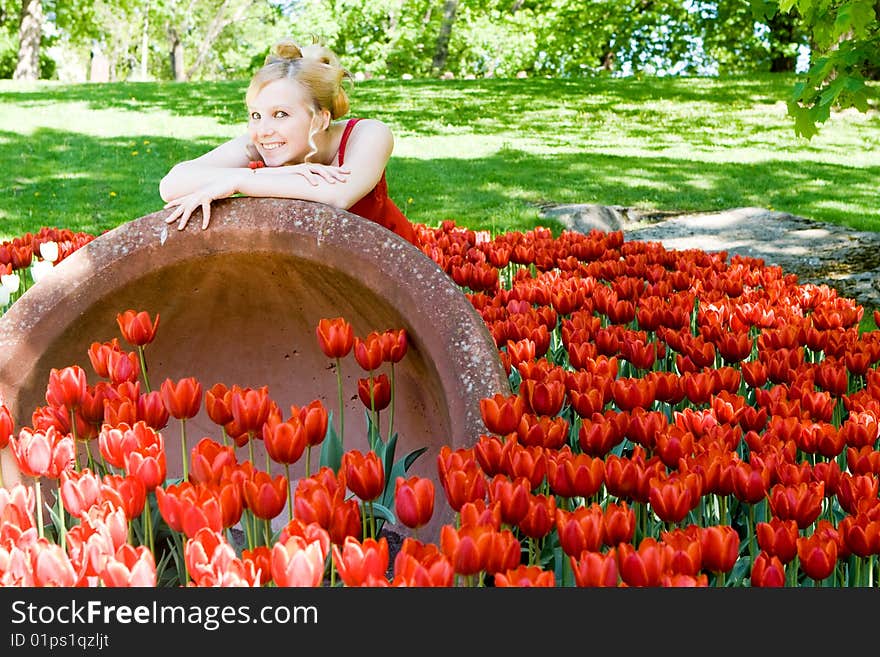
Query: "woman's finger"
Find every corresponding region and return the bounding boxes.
[201,201,211,229]
[165,206,183,224]
[177,208,192,231]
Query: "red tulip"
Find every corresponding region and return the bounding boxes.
[331,536,389,586]
[343,449,385,502]
[88,339,122,379]
[353,332,385,371]
[439,524,491,576]
[160,377,202,420]
[394,476,434,530]
[494,564,555,587]
[136,390,169,430]
[517,493,556,540]
[294,400,329,447]
[100,544,157,587]
[750,551,787,587]
[797,530,838,582]
[479,393,525,435]
[488,474,530,526]
[556,505,605,556]
[271,536,326,587]
[0,402,14,449]
[393,538,454,587]
[205,383,234,426]
[262,415,307,465]
[116,309,160,347]
[756,518,799,564]
[315,317,354,359]
[242,470,288,520]
[100,474,147,520]
[12,426,75,479]
[327,498,362,545]
[768,481,825,529]
[59,468,102,517]
[380,328,408,363]
[617,537,669,587]
[45,365,88,411]
[357,374,391,412]
[699,525,740,574]
[570,548,619,587]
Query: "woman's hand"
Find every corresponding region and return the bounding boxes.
[163,175,243,230]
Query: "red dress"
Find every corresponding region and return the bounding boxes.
[337,118,418,245]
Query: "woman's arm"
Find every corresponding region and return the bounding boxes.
[158,134,253,203]
[161,119,395,230]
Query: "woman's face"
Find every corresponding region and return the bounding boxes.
[247,79,318,166]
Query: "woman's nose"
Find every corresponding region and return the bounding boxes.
[255,118,275,136]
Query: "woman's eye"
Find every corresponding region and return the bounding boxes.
[274,111,288,118]
[249,111,260,121]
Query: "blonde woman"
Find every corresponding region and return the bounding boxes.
[159,40,417,245]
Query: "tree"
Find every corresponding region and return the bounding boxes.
[13,0,42,79]
[756,0,879,138]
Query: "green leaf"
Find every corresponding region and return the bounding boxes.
[381,446,429,509]
[370,502,397,525]
[727,555,752,586]
[319,410,344,473]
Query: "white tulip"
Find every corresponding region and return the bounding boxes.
[1,274,20,294]
[39,241,59,263]
[30,259,54,283]
[0,286,9,307]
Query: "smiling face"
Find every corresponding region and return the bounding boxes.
[247,78,324,166]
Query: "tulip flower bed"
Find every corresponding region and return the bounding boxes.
[1,221,880,588]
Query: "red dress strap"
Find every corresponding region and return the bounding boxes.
[333,117,418,246]
[336,118,361,166]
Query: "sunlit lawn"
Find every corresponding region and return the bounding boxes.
[0,73,878,240]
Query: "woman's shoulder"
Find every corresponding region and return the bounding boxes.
[344,117,393,138]
[338,118,394,157]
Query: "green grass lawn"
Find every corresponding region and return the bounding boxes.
[0,73,878,240]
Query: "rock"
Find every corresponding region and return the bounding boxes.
[539,203,625,233]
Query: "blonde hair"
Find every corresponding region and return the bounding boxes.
[247,39,352,162]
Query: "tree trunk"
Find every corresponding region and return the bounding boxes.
[13,0,43,81]
[767,10,799,73]
[431,0,459,74]
[184,0,256,81]
[170,35,185,81]
[140,0,152,80]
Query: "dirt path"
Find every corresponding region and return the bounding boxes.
[540,204,880,314]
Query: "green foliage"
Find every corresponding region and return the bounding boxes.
[759,0,880,138]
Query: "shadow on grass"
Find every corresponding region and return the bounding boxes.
[1,127,877,238]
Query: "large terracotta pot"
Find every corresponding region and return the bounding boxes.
[0,198,510,542]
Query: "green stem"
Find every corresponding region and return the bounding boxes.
[180,418,189,481]
[243,509,255,552]
[305,445,312,479]
[137,345,152,394]
[143,497,154,556]
[34,477,44,539]
[69,410,81,471]
[285,464,293,523]
[387,363,396,442]
[335,357,345,450]
[748,504,757,562]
